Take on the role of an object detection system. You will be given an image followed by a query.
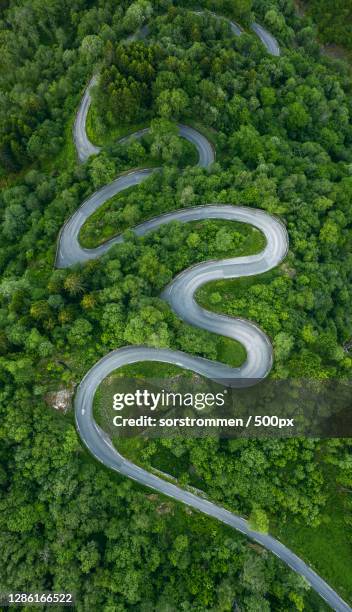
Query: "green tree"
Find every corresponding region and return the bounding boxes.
[249,508,269,533]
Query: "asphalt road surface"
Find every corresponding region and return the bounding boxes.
[251,22,281,56]
[74,74,100,163]
[57,126,214,268]
[58,11,352,612]
[193,11,242,37]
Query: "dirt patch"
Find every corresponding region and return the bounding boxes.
[293,1,351,64]
[282,262,296,278]
[156,502,173,515]
[321,43,351,62]
[45,388,74,413]
[247,542,266,555]
[293,0,306,18]
[147,493,159,502]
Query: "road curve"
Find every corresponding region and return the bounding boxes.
[75,349,351,612]
[59,126,214,267]
[74,75,100,163]
[251,22,281,56]
[74,79,214,166]
[58,201,286,381]
[62,11,352,612]
[193,11,242,37]
[57,170,351,612]
[73,11,280,163]
[67,193,350,610]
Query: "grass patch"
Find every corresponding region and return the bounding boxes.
[196,268,279,314]
[55,114,77,172]
[275,466,352,605]
[216,335,246,366]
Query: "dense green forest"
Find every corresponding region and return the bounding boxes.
[303,1,352,52]
[0,0,352,609]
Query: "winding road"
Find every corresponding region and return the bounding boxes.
[57,11,352,612]
[251,22,281,57]
[74,10,280,163]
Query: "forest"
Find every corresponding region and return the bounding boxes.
[303,0,352,53]
[0,0,352,610]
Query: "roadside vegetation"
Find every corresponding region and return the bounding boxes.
[0,0,352,609]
